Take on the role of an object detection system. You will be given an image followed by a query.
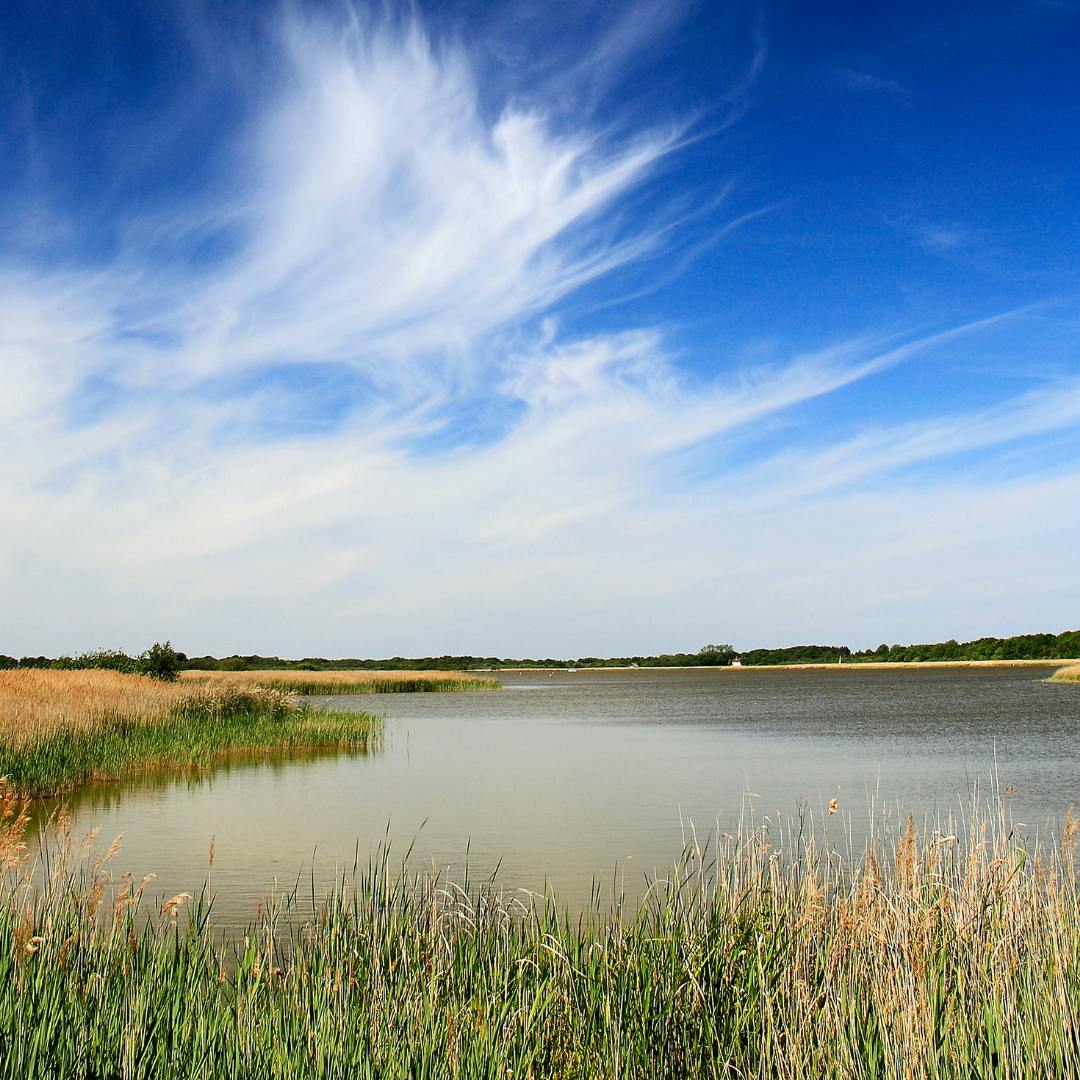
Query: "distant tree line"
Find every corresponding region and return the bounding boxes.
[0,643,182,681]
[738,644,852,665]
[846,630,1080,664]
[177,645,740,671]
[169,630,1080,668]
[2,631,1077,674]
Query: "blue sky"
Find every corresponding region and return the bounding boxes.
[1,0,1078,657]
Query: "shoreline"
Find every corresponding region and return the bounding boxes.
[0,669,382,798]
[1049,663,1080,683]
[180,668,500,693]
[489,658,1077,672]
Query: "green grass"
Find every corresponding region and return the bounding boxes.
[0,691,380,798]
[2,804,1079,1077]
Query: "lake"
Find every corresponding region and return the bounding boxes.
[37,665,1079,926]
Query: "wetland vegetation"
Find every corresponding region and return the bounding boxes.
[1050,663,1080,684]
[1,656,1077,1076]
[2,791,1079,1078]
[181,669,501,694]
[0,654,497,797]
[0,669,381,798]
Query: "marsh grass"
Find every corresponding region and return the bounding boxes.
[2,790,1079,1078]
[0,670,380,797]
[181,669,500,695]
[1049,664,1080,684]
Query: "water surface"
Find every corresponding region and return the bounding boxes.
[39,666,1080,924]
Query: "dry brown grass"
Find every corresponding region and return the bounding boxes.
[0,668,198,747]
[180,669,499,694]
[1050,663,1080,684]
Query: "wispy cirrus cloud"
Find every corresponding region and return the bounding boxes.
[834,67,911,96]
[915,225,968,252]
[0,3,1078,657]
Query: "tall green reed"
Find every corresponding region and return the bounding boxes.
[0,685,380,798]
[1,793,1078,1077]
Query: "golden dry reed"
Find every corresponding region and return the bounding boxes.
[0,668,195,746]
[181,668,500,694]
[1050,663,1080,683]
[0,669,379,797]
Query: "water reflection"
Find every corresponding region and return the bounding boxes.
[27,743,383,832]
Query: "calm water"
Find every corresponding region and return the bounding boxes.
[37,666,1080,925]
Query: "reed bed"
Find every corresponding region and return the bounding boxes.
[1050,664,1080,684]
[2,794,1079,1078]
[181,669,500,695]
[0,669,380,797]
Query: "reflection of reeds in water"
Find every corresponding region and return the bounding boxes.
[1050,663,1080,683]
[2,789,1079,1077]
[0,669,380,797]
[182,668,500,694]
[28,741,383,826]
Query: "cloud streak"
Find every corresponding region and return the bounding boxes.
[1,4,1078,656]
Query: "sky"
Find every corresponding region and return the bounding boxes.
[1,0,1078,658]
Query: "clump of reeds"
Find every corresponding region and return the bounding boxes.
[0,669,380,797]
[0,668,195,745]
[1,793,1079,1077]
[181,669,500,695]
[1049,664,1080,684]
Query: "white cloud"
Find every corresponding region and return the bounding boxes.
[836,68,911,97]
[128,10,682,389]
[916,225,968,253]
[0,7,1078,658]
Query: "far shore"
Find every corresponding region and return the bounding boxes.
[489,658,1077,672]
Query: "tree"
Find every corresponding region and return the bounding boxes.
[137,642,183,682]
[697,644,736,666]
